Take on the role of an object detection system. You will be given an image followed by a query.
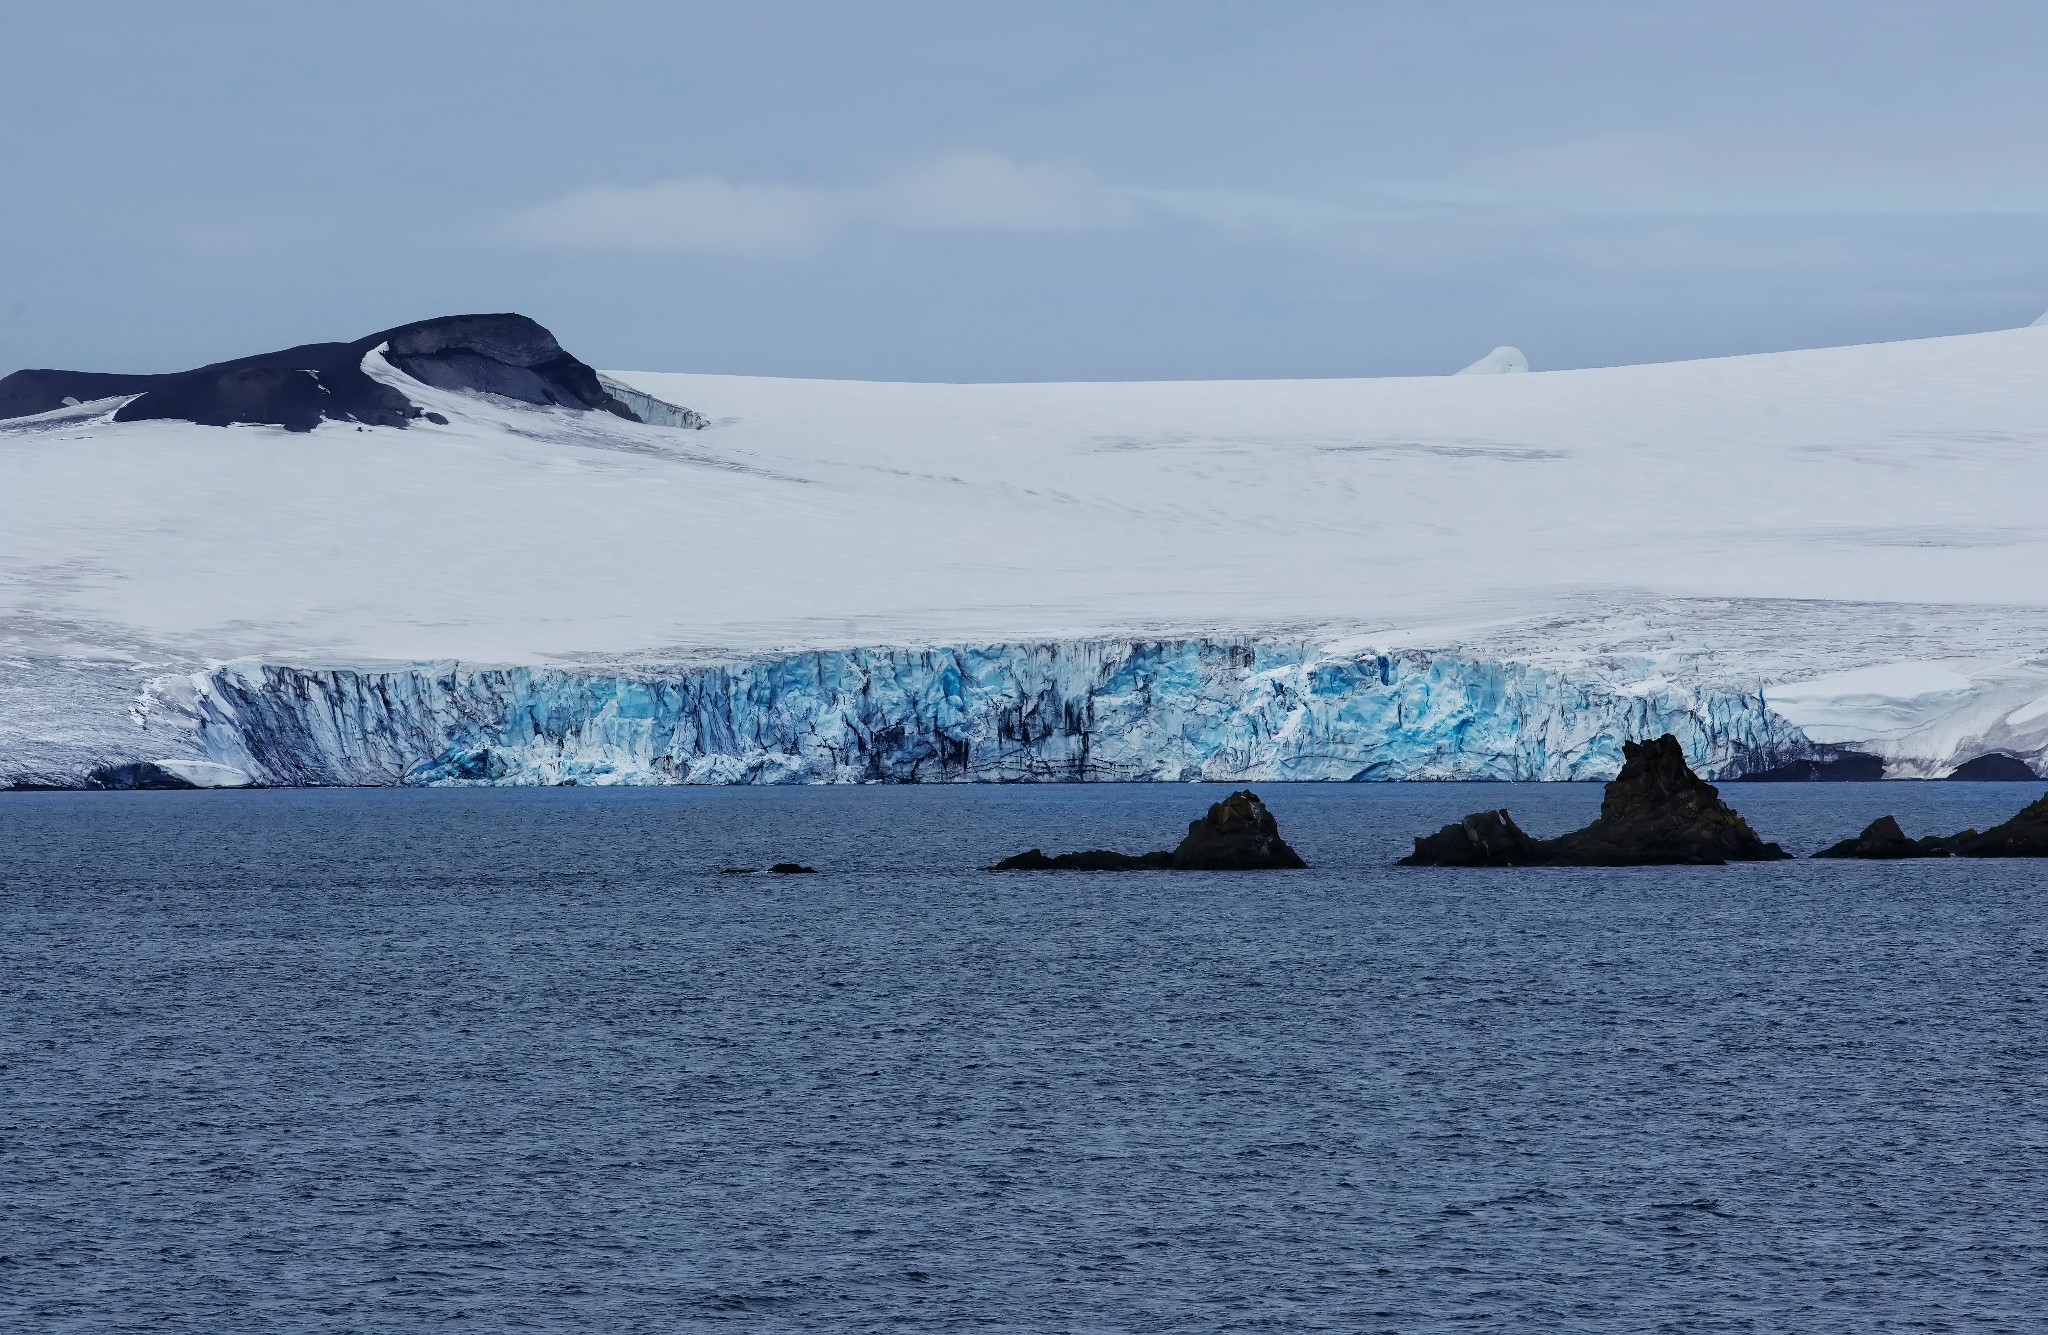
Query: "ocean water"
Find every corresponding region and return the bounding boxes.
[4,781,2047,1332]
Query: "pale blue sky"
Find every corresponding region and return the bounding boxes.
[5,0,2045,379]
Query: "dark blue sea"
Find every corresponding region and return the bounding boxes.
[5,782,2047,1332]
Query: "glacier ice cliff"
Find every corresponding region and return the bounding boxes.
[0,655,215,789]
[163,639,1815,787]
[596,374,709,430]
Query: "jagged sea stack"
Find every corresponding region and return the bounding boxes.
[1169,790,1309,870]
[1546,735,1790,865]
[1401,734,1790,866]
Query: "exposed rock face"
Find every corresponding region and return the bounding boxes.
[1402,734,1790,866]
[0,313,651,433]
[1169,790,1309,870]
[0,369,163,420]
[1946,753,2039,781]
[1398,809,1544,867]
[1812,815,1940,859]
[381,315,630,416]
[1733,750,1885,782]
[989,789,1305,871]
[767,862,818,874]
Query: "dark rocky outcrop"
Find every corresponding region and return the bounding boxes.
[1401,734,1790,866]
[1936,791,2048,857]
[1945,753,2039,781]
[0,313,654,433]
[989,789,1306,871]
[1812,815,1941,859]
[1170,790,1309,869]
[380,315,630,416]
[1816,790,2048,858]
[768,862,818,874]
[1732,750,1885,782]
[1546,736,1791,864]
[1399,809,1545,867]
[988,848,1175,871]
[0,369,163,420]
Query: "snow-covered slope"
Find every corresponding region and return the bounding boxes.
[1454,345,1529,374]
[5,324,2048,785]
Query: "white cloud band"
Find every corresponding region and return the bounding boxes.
[499,152,1134,259]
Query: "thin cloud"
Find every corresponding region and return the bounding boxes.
[1462,125,2048,217]
[868,152,1133,232]
[499,152,1134,259]
[497,178,840,259]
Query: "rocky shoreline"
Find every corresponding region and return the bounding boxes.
[1814,793,2048,859]
[1401,732,2048,865]
[1401,735,1790,866]
[22,731,2048,869]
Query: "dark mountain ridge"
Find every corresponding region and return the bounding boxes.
[0,313,646,433]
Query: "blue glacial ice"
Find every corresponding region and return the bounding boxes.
[177,638,1815,786]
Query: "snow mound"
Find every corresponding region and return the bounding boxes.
[1454,346,1529,375]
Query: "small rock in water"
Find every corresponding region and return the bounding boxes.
[1401,734,1789,866]
[988,848,1174,871]
[988,790,1306,871]
[768,862,817,874]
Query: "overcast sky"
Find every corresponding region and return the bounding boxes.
[5,0,2046,380]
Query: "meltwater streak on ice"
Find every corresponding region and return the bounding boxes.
[177,639,1809,786]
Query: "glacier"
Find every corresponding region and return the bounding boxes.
[9,315,2048,787]
[166,639,1811,787]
